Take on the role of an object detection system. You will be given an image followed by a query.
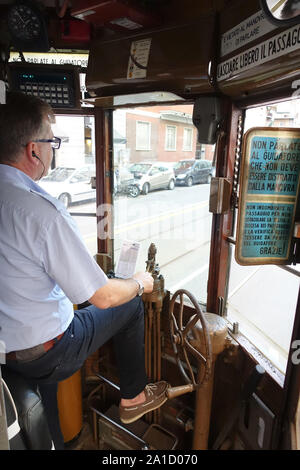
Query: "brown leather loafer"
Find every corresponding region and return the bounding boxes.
[119,381,169,424]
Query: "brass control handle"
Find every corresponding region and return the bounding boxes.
[166,384,194,400]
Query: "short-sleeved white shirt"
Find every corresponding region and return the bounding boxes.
[0,164,108,352]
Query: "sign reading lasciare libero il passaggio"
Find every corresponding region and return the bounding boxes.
[236,128,300,265]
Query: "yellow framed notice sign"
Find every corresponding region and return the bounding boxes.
[236,127,300,266]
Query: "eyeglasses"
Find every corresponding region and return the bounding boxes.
[32,137,61,149]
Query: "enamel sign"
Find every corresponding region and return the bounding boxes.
[236,128,300,265]
[218,23,300,81]
[220,10,275,57]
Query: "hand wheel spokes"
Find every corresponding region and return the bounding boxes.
[169,289,213,389]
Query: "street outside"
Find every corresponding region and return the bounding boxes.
[70,182,298,375]
[71,183,212,302]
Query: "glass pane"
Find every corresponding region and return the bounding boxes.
[136,121,151,150]
[165,125,177,150]
[113,105,215,305]
[183,128,193,151]
[226,98,300,375]
[71,210,97,257]
[227,250,299,374]
[38,115,97,256]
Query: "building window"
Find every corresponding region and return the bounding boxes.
[165,125,177,151]
[183,127,193,151]
[136,121,151,150]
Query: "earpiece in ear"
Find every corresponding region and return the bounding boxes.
[32,150,46,179]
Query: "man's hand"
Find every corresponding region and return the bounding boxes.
[133,271,154,294]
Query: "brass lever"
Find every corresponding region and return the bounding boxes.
[166,384,194,400]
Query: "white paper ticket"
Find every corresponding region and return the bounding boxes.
[115,240,140,279]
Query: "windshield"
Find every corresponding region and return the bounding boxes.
[42,168,75,182]
[129,163,152,174]
[174,161,193,170]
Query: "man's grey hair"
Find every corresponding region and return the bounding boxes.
[0,92,54,163]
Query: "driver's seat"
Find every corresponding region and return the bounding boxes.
[2,366,53,450]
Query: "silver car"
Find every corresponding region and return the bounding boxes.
[39,165,96,208]
[128,162,175,196]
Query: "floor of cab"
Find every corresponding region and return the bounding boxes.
[65,418,98,450]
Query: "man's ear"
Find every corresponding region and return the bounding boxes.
[25,142,39,166]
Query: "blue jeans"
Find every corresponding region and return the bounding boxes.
[6,297,148,448]
[7,296,147,398]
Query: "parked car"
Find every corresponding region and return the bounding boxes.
[174,159,214,186]
[127,162,176,196]
[38,165,96,208]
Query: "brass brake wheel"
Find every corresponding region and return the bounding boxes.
[169,289,213,388]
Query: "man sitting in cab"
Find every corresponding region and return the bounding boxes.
[0,92,169,448]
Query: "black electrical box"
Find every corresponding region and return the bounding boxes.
[193,96,223,145]
[8,63,81,109]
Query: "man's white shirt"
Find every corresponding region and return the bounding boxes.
[0,164,108,352]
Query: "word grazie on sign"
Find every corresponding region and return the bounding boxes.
[236,128,300,266]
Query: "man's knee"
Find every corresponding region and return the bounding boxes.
[118,296,144,332]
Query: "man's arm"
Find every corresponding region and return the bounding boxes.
[88,271,154,309]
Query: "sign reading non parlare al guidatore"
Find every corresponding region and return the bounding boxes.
[236,127,300,265]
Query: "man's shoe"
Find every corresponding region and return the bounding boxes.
[119,381,169,424]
